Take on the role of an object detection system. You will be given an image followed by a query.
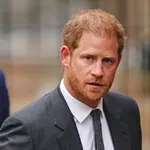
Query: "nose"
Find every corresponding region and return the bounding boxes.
[91,61,104,77]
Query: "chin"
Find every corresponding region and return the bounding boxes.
[90,89,108,98]
[85,93,103,102]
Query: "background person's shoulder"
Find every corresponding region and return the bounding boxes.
[0,69,6,86]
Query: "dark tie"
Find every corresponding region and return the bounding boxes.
[91,109,105,150]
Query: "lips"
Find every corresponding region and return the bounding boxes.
[88,82,103,86]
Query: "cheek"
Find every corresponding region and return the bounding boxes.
[73,60,89,74]
[105,68,117,80]
[71,58,97,78]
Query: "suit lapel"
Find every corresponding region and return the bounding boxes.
[50,87,83,150]
[57,120,83,150]
[103,93,131,150]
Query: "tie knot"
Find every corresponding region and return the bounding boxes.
[91,109,101,119]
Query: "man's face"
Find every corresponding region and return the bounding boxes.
[61,31,121,107]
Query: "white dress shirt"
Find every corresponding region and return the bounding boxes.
[60,79,114,150]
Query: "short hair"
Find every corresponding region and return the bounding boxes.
[62,9,126,55]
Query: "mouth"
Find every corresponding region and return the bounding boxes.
[87,82,104,87]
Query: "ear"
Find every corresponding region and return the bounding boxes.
[117,54,122,66]
[60,45,71,67]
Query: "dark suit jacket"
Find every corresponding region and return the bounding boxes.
[0,86,142,150]
[0,69,9,127]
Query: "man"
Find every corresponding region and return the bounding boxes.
[0,9,142,150]
[0,69,9,127]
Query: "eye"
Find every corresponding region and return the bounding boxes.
[85,55,92,60]
[102,58,115,68]
[103,58,112,63]
[81,54,95,64]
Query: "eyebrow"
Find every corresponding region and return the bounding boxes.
[80,50,118,59]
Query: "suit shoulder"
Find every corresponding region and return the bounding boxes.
[105,91,139,111]
[10,91,54,124]
[107,91,136,102]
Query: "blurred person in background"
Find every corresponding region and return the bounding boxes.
[0,69,9,127]
[0,9,142,150]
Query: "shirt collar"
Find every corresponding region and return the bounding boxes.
[60,79,104,123]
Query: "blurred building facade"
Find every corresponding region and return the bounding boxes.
[0,0,150,67]
[0,0,150,149]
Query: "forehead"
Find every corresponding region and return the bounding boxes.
[77,31,118,55]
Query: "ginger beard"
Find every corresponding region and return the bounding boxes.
[67,61,113,104]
